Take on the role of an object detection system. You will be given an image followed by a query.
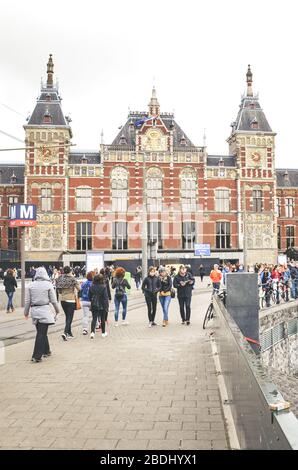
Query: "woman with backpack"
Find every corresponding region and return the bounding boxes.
[88,274,109,339]
[158,267,172,327]
[80,271,94,335]
[55,266,81,341]
[142,266,161,327]
[4,269,18,313]
[112,267,131,326]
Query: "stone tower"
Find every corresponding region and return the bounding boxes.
[24,54,72,262]
[227,65,277,266]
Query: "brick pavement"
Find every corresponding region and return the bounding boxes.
[0,289,230,450]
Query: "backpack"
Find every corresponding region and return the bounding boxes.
[115,279,125,299]
[81,281,90,299]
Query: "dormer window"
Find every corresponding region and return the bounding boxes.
[43,108,52,124]
[81,155,88,165]
[46,93,51,102]
[250,117,258,129]
[180,135,187,146]
[10,173,17,184]
[119,134,127,145]
[249,103,255,109]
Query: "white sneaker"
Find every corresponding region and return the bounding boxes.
[90,332,95,339]
[102,332,108,338]
[114,322,119,327]
[122,320,129,325]
[148,322,152,328]
[83,329,88,335]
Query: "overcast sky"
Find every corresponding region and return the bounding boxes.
[0,0,297,167]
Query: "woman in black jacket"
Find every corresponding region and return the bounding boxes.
[158,267,172,327]
[4,269,18,313]
[142,267,161,327]
[88,274,109,339]
[173,265,195,325]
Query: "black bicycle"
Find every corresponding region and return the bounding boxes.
[203,289,226,329]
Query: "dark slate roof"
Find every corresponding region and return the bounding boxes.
[69,151,101,165]
[27,87,68,127]
[232,96,272,133]
[207,155,236,167]
[0,164,25,185]
[111,112,196,148]
[276,169,298,187]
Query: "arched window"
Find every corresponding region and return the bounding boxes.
[111,167,128,212]
[180,168,196,212]
[252,189,262,213]
[146,167,162,212]
[76,186,92,212]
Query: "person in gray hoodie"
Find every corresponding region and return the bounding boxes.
[24,267,60,362]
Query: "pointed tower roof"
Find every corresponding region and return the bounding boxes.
[25,55,71,130]
[231,65,272,133]
[148,86,160,116]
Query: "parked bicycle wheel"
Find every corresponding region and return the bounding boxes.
[203,303,214,329]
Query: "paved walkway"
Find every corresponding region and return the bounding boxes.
[0,288,229,450]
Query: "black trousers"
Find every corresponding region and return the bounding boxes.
[145,295,157,322]
[91,309,106,334]
[200,275,204,282]
[178,296,192,322]
[32,322,50,360]
[61,301,75,335]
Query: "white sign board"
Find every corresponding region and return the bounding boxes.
[277,255,287,265]
[86,251,104,273]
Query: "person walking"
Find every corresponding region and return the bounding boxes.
[56,266,81,341]
[24,267,59,362]
[158,267,172,327]
[173,265,195,325]
[210,264,222,293]
[3,269,18,313]
[112,267,131,326]
[80,271,94,335]
[142,267,161,327]
[134,266,142,290]
[199,264,205,282]
[88,274,109,339]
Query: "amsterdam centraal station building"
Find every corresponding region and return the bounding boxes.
[0,56,297,270]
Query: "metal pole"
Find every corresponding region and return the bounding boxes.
[142,152,148,277]
[20,227,26,307]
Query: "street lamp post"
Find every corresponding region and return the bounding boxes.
[20,227,26,307]
[142,152,148,277]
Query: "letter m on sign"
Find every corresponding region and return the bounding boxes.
[20,205,34,219]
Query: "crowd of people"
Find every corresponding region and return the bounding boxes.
[21,263,196,362]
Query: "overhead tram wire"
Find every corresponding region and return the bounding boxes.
[0,143,76,151]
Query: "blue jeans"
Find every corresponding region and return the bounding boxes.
[291,279,298,299]
[212,282,220,294]
[114,294,127,321]
[159,295,171,321]
[6,291,14,311]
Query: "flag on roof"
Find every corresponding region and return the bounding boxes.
[135,116,155,127]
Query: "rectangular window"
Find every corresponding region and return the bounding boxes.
[8,196,18,218]
[112,222,127,250]
[0,196,2,217]
[112,180,128,212]
[41,188,52,212]
[215,189,230,212]
[8,227,18,251]
[216,222,231,249]
[76,222,92,250]
[285,198,294,218]
[252,190,262,212]
[276,197,281,217]
[277,226,281,250]
[286,226,295,248]
[181,179,196,212]
[76,188,92,212]
[147,179,162,212]
[182,221,196,249]
[148,221,162,249]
